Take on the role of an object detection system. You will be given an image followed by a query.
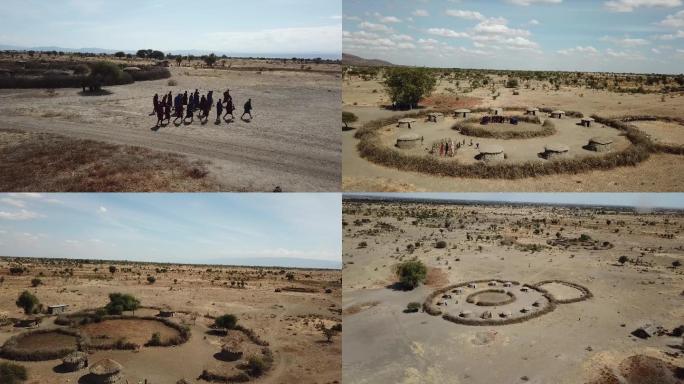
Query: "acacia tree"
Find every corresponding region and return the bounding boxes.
[16,291,40,315]
[105,293,140,315]
[382,67,437,110]
[342,111,358,130]
[395,260,427,289]
[203,53,218,67]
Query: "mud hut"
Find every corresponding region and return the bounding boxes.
[550,110,566,119]
[88,359,124,384]
[526,107,539,116]
[48,304,69,315]
[427,112,444,122]
[580,117,595,127]
[489,107,503,116]
[396,134,422,149]
[478,145,505,161]
[454,109,471,118]
[219,343,244,361]
[62,351,88,372]
[397,118,416,129]
[158,309,175,318]
[587,136,613,152]
[543,143,570,159]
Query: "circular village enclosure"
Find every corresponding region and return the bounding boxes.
[423,279,592,326]
[353,106,683,179]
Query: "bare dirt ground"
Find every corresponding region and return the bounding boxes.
[342,200,683,384]
[342,76,684,192]
[0,259,341,383]
[0,60,341,192]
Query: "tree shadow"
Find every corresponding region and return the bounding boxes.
[342,126,356,132]
[52,363,77,374]
[385,282,412,291]
[78,89,112,97]
[213,352,241,362]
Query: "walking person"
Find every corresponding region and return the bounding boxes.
[151,93,159,116]
[155,103,164,127]
[224,97,235,120]
[164,101,171,123]
[182,91,188,105]
[241,98,253,120]
[216,98,223,123]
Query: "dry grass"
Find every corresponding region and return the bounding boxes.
[0,129,220,191]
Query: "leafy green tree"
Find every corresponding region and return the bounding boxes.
[203,53,218,67]
[105,293,140,315]
[382,67,437,109]
[114,51,126,58]
[109,265,117,275]
[214,314,238,329]
[395,260,427,290]
[15,291,39,315]
[342,111,358,129]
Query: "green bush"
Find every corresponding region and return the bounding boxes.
[0,362,28,384]
[215,314,238,329]
[618,256,629,264]
[30,278,42,287]
[382,67,437,109]
[147,276,156,284]
[343,111,358,130]
[15,291,39,315]
[395,260,427,290]
[147,332,162,346]
[105,293,140,315]
[247,355,268,377]
[406,302,421,313]
[435,240,447,249]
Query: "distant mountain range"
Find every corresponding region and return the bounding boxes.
[0,44,340,60]
[342,53,393,67]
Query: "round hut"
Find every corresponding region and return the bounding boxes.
[580,117,595,127]
[587,136,613,152]
[62,351,88,372]
[88,359,124,384]
[526,107,539,116]
[489,107,503,116]
[427,112,444,122]
[479,145,505,161]
[396,134,422,149]
[543,143,570,159]
[550,110,566,119]
[397,118,416,129]
[454,109,471,118]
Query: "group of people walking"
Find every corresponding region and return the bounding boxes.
[432,138,478,157]
[152,89,253,127]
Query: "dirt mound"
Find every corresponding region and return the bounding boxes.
[588,355,684,384]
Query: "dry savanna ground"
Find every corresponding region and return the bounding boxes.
[342,70,684,192]
[0,55,341,192]
[342,199,683,384]
[0,258,341,384]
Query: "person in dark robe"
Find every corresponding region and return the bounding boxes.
[182,91,188,105]
[241,98,253,120]
[216,98,223,123]
[152,93,159,115]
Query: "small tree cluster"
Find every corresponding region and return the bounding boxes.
[395,260,427,290]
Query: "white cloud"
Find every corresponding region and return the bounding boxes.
[0,209,43,220]
[427,28,470,38]
[204,25,341,54]
[344,15,361,21]
[397,42,417,49]
[601,36,650,46]
[660,10,684,28]
[358,21,391,32]
[330,15,342,20]
[446,9,486,21]
[377,14,401,23]
[99,206,107,213]
[604,0,682,12]
[473,18,530,37]
[528,19,540,25]
[0,198,25,208]
[557,46,599,55]
[656,30,684,39]
[506,0,562,5]
[652,47,661,53]
[392,34,414,41]
[413,9,429,17]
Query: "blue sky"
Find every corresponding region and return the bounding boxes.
[0,0,341,56]
[344,0,684,73]
[347,193,684,209]
[0,193,341,269]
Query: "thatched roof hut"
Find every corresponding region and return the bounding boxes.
[454,108,471,118]
[480,311,493,319]
[550,110,566,119]
[526,107,539,116]
[89,359,123,384]
[587,136,613,152]
[62,351,88,371]
[397,118,416,128]
[489,107,503,116]
[427,112,444,122]
[479,145,505,161]
[396,133,422,149]
[543,143,570,159]
[580,117,595,127]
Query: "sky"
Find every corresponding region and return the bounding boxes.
[0,0,341,57]
[0,193,342,269]
[346,193,684,209]
[343,0,684,73]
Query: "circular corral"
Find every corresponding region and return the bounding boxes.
[465,289,516,306]
[78,317,186,349]
[396,133,422,149]
[533,280,593,304]
[0,328,85,361]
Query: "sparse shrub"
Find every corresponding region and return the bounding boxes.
[109,265,116,274]
[579,234,591,242]
[395,260,427,290]
[0,362,28,384]
[435,240,447,249]
[215,314,238,329]
[406,302,421,313]
[167,79,178,86]
[147,276,156,284]
[285,272,295,281]
[15,291,39,315]
[358,241,368,248]
[147,332,162,346]
[246,355,268,377]
[618,256,629,265]
[30,278,42,287]
[673,260,682,268]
